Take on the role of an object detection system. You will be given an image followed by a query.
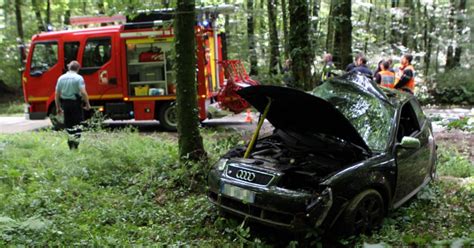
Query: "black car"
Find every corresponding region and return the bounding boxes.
[208,73,437,236]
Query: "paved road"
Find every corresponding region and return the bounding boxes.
[0,111,261,134]
[0,107,472,134]
[0,116,52,134]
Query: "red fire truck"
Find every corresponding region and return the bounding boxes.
[21,6,255,130]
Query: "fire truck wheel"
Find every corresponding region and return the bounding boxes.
[49,105,65,130]
[158,102,177,131]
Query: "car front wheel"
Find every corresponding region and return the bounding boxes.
[341,189,385,236]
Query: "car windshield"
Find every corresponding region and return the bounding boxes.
[311,80,395,151]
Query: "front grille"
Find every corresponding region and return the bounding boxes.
[225,165,274,185]
[219,196,294,225]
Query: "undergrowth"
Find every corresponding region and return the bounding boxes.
[0,101,23,116]
[0,129,472,246]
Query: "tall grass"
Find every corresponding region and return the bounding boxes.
[0,129,243,246]
[0,101,24,116]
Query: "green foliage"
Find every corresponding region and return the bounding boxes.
[0,101,23,115]
[0,129,251,246]
[446,117,474,132]
[437,146,474,178]
[356,180,474,247]
[430,68,474,105]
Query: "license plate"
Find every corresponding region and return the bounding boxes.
[221,184,255,203]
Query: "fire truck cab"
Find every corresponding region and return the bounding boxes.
[22,10,228,131]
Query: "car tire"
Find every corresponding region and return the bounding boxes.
[340,189,385,236]
[48,105,65,130]
[157,102,177,131]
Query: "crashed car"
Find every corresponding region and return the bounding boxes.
[208,73,437,235]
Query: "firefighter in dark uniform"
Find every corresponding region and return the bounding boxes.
[55,61,91,149]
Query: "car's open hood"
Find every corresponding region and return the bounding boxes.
[238,85,371,153]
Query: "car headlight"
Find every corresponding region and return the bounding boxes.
[214,158,228,171]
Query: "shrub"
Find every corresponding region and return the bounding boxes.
[429,68,474,105]
[437,146,473,178]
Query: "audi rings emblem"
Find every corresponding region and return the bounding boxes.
[236,170,256,182]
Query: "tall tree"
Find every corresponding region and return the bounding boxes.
[267,0,281,74]
[390,0,400,44]
[46,0,50,26]
[14,0,24,41]
[98,0,107,26]
[326,0,335,53]
[281,0,289,59]
[423,3,435,76]
[288,0,312,89]
[247,0,258,75]
[446,0,456,69]
[223,0,230,60]
[310,0,320,50]
[175,0,206,161]
[363,0,373,54]
[401,0,413,47]
[453,0,467,67]
[31,0,46,32]
[329,0,352,69]
[258,0,266,61]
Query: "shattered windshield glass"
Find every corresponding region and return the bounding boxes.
[311,78,395,151]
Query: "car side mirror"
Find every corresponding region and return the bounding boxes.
[400,136,420,149]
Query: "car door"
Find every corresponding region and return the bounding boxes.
[392,100,431,207]
[78,35,121,99]
[25,41,62,104]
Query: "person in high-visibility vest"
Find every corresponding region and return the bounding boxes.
[394,54,415,93]
[375,60,396,88]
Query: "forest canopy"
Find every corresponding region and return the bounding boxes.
[0,0,472,103]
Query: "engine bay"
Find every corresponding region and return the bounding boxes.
[223,130,367,191]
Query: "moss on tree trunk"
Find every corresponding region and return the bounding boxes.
[175,0,206,162]
[289,0,312,90]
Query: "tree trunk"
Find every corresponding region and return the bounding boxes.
[330,0,352,69]
[247,0,258,75]
[288,0,312,90]
[445,0,456,70]
[98,1,107,26]
[14,0,24,41]
[64,9,71,25]
[281,0,289,59]
[390,0,400,44]
[31,0,45,32]
[46,0,50,25]
[453,0,467,67]
[423,4,433,76]
[414,0,422,51]
[259,0,266,62]
[175,0,206,161]
[383,0,388,42]
[310,0,320,57]
[363,0,373,54]
[223,0,230,60]
[268,0,281,74]
[435,45,440,73]
[326,0,335,53]
[401,0,412,48]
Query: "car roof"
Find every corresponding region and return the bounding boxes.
[380,87,414,107]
